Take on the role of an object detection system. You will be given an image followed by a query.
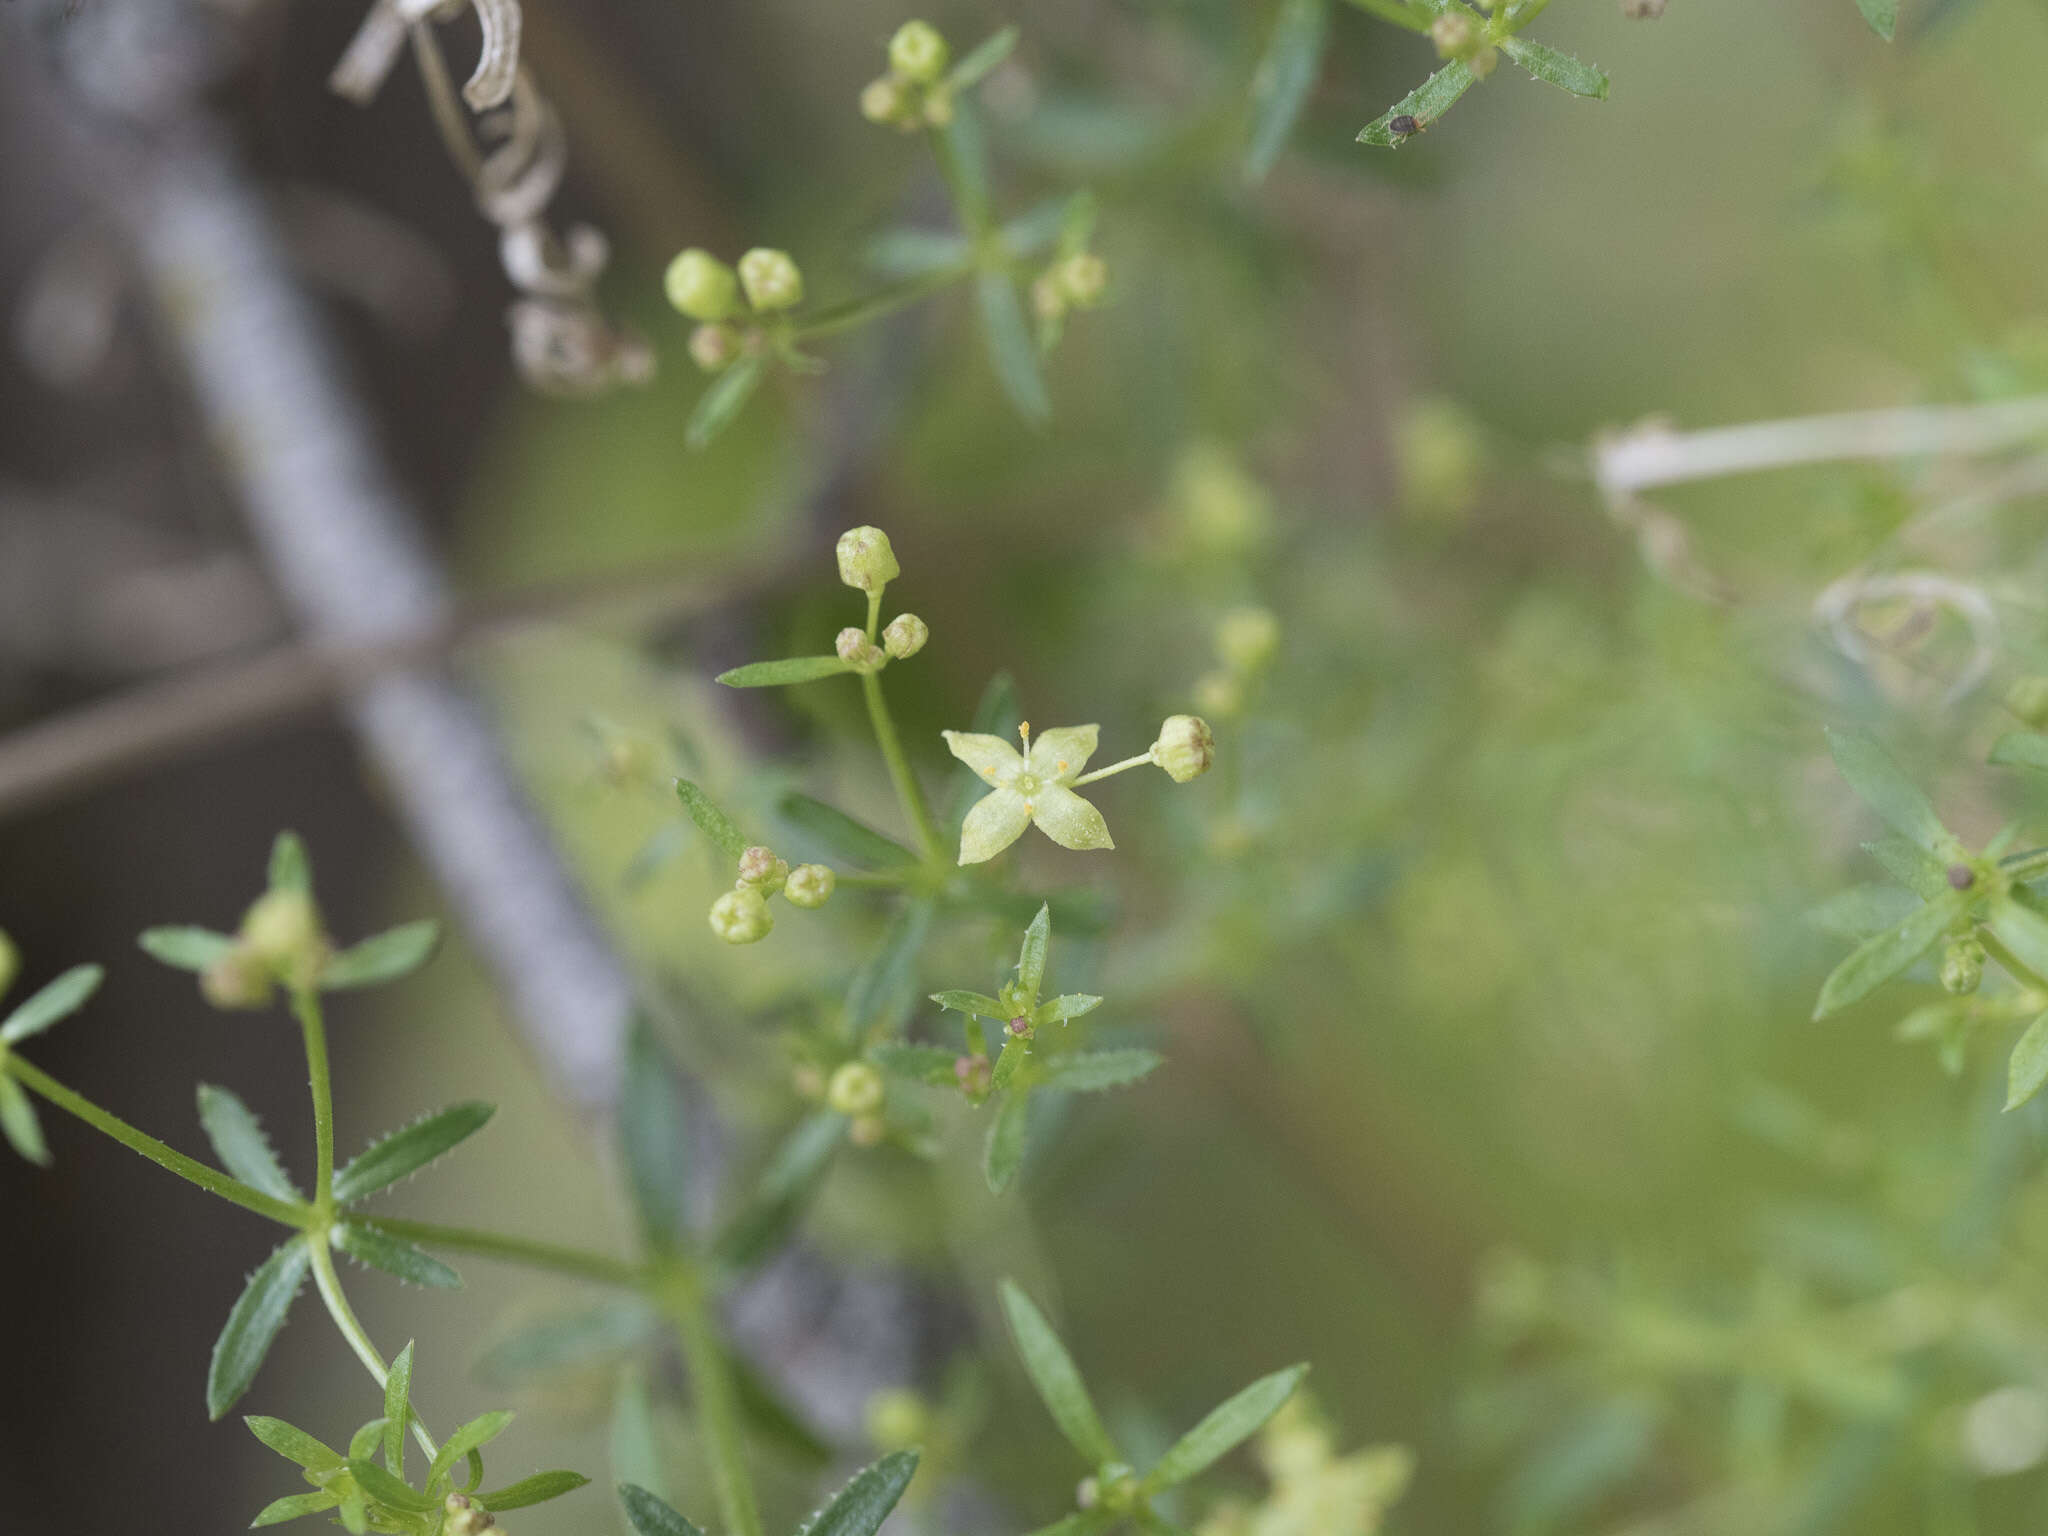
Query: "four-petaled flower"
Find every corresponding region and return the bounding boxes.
[944,723,1113,864]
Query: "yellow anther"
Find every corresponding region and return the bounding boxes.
[1056,759,1068,773]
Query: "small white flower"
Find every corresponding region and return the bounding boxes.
[943,723,1114,864]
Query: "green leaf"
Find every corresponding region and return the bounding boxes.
[620,1484,709,1536]
[991,1039,1030,1094]
[931,989,1008,1019]
[197,1084,299,1201]
[2007,1012,2048,1110]
[986,1089,1031,1192]
[1018,904,1052,999]
[620,1019,690,1251]
[712,1112,848,1268]
[249,1491,342,1527]
[778,793,916,868]
[477,1470,592,1512]
[998,1279,1120,1464]
[798,1450,920,1536]
[1806,886,1921,942]
[1035,994,1103,1027]
[976,270,1051,427]
[331,1101,495,1204]
[612,1372,670,1503]
[1140,1363,1309,1491]
[1826,727,1951,852]
[1812,895,1958,1019]
[715,656,854,688]
[383,1340,415,1474]
[245,1415,344,1472]
[139,925,236,972]
[844,899,934,1038]
[428,1410,515,1495]
[321,921,441,991]
[349,1419,391,1461]
[1991,897,2048,981]
[344,1459,436,1513]
[675,779,749,861]
[1498,37,1608,98]
[1864,837,1950,900]
[476,1302,655,1387]
[946,24,1019,93]
[332,1223,462,1289]
[0,963,103,1044]
[872,1043,960,1087]
[729,1346,833,1465]
[0,1074,50,1166]
[337,1487,368,1534]
[1039,1050,1163,1093]
[208,1241,312,1419]
[1245,0,1330,183]
[867,227,974,280]
[1854,0,1897,38]
[1020,1515,1120,1536]
[269,832,312,893]
[685,353,768,452]
[1991,731,2048,772]
[1356,60,1476,146]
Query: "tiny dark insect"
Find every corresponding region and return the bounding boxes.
[1387,114,1423,138]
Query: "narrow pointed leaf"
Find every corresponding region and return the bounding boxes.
[208,1241,312,1419]
[1140,1363,1309,1491]
[1826,727,1951,851]
[1864,837,1949,900]
[1854,0,1897,38]
[977,270,1051,426]
[245,1415,343,1472]
[476,1302,656,1387]
[1039,1049,1163,1093]
[1499,37,1608,98]
[620,1484,709,1536]
[1991,897,2048,981]
[712,1112,848,1269]
[1806,886,1921,942]
[844,899,933,1038]
[932,990,1008,1019]
[1018,904,1052,998]
[338,1489,368,1535]
[428,1410,515,1494]
[1812,895,1957,1019]
[476,1470,592,1511]
[998,1279,1120,1465]
[344,1459,436,1513]
[349,1419,391,1460]
[716,656,854,688]
[0,1075,50,1166]
[249,1491,342,1527]
[197,1084,299,1200]
[1035,994,1103,1026]
[675,779,749,861]
[0,963,103,1044]
[269,832,313,893]
[729,1346,833,1464]
[620,1019,690,1250]
[1245,0,1330,183]
[322,921,441,991]
[685,353,768,452]
[332,1223,461,1289]
[2008,1012,2048,1110]
[1357,60,1475,146]
[945,24,1019,93]
[139,925,236,972]
[383,1341,415,1474]
[872,1043,960,1087]
[777,793,916,868]
[1991,731,2048,772]
[613,1372,670,1503]
[798,1449,920,1536]
[331,1101,494,1204]
[991,1039,1030,1094]
[986,1089,1031,1192]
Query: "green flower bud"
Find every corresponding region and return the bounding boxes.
[1430,11,1479,57]
[689,323,740,373]
[709,887,773,944]
[785,864,837,909]
[849,1113,888,1148]
[1469,43,1500,78]
[737,247,804,312]
[836,525,901,591]
[1031,274,1066,321]
[865,1387,932,1451]
[1942,937,1985,996]
[201,945,275,1011]
[888,20,950,84]
[1193,670,1242,719]
[1152,714,1216,782]
[2008,675,2048,730]
[882,612,929,659]
[860,75,908,125]
[1054,252,1108,308]
[664,248,739,322]
[920,84,954,127]
[240,888,330,991]
[1215,606,1280,674]
[0,930,17,999]
[736,845,789,891]
[1169,442,1273,556]
[837,627,887,671]
[827,1060,886,1117]
[1394,398,1485,527]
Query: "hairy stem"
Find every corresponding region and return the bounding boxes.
[308,1234,441,1461]
[295,988,337,1212]
[356,1215,646,1289]
[863,671,945,861]
[659,1263,766,1536]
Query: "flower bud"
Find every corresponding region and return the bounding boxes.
[827,1060,886,1117]
[736,845,789,892]
[835,526,901,591]
[1942,937,1985,996]
[709,887,774,944]
[860,75,908,125]
[1430,11,1479,58]
[785,864,837,909]
[1169,442,1272,556]
[849,1113,889,1148]
[837,627,886,671]
[240,888,330,991]
[1152,714,1216,783]
[689,323,740,373]
[888,20,950,84]
[792,1062,826,1100]
[1215,607,1280,674]
[201,945,275,1011]
[920,84,955,127]
[664,248,739,322]
[954,1052,992,1097]
[0,930,17,999]
[865,1387,932,1451]
[1192,671,1242,719]
[737,248,804,312]
[2008,676,2048,730]
[1031,275,1065,321]
[1054,252,1108,307]
[882,612,929,659]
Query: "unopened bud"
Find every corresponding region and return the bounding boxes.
[865,1387,932,1451]
[1032,275,1066,321]
[827,1061,887,1117]
[849,1113,889,1148]
[1152,714,1216,783]
[888,20,950,84]
[792,1063,826,1100]
[689,323,740,373]
[861,75,908,125]
[1215,607,1280,674]
[240,889,330,991]
[1430,11,1479,57]
[201,945,275,1011]
[736,846,789,892]
[882,613,929,659]
[837,628,887,671]
[954,1052,992,1096]
[2008,676,2048,730]
[921,85,955,127]
[835,526,901,591]
[1193,670,1243,719]
[664,248,739,322]
[1942,937,1985,996]
[709,887,774,944]
[737,248,804,312]
[785,864,836,909]
[1054,252,1108,307]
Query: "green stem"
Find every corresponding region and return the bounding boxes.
[790,264,974,342]
[1070,752,1157,788]
[659,1263,766,1536]
[1983,931,2048,994]
[833,869,918,890]
[294,988,336,1213]
[356,1215,646,1289]
[862,671,945,861]
[308,1234,441,1462]
[2002,848,2048,883]
[4,1058,307,1225]
[930,121,991,237]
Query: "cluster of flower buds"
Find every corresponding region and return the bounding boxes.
[708,844,836,945]
[444,1493,503,1535]
[1193,606,1280,720]
[1031,250,1109,342]
[1941,936,1986,996]
[203,887,333,1010]
[834,527,928,674]
[1429,9,1500,78]
[664,246,806,374]
[794,1058,891,1146]
[860,21,956,131]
